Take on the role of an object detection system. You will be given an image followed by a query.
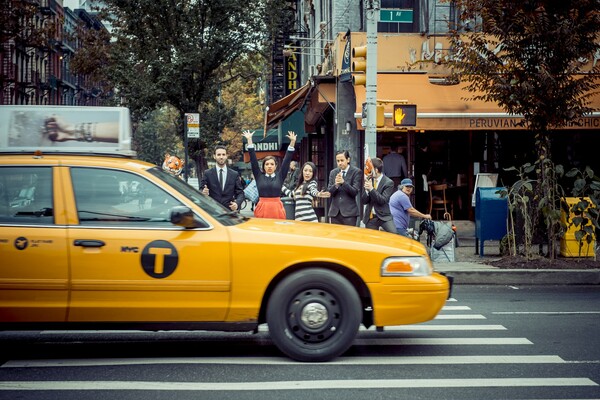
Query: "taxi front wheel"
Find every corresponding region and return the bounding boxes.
[266,268,361,362]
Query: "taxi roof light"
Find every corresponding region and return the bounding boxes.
[0,105,135,157]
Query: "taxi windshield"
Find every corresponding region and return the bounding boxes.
[147,167,247,226]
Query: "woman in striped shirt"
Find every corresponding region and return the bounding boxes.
[283,162,330,222]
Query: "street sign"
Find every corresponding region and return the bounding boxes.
[185,113,200,138]
[393,104,417,126]
[379,9,414,24]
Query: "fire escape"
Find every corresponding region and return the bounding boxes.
[1,42,17,105]
[38,0,61,104]
[0,0,61,104]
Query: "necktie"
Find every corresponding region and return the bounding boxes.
[342,170,346,179]
[370,178,378,219]
[219,168,224,190]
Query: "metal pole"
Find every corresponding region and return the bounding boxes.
[184,117,189,182]
[365,0,379,159]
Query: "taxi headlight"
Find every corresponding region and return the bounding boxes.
[381,257,433,277]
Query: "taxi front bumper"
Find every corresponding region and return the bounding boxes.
[367,272,452,327]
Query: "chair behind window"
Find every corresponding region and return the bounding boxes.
[428,183,453,220]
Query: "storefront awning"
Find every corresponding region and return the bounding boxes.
[305,81,336,131]
[354,73,600,131]
[242,129,283,162]
[265,83,311,130]
[242,117,310,163]
[265,79,337,134]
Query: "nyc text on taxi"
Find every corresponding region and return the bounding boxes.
[0,106,451,362]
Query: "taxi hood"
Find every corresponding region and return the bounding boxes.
[235,217,428,257]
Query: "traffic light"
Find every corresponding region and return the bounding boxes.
[393,104,417,127]
[351,45,367,86]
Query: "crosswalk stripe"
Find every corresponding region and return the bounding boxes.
[353,338,532,345]
[45,322,501,335]
[2,355,565,368]
[0,378,596,391]
[434,314,486,319]
[256,324,507,332]
[493,311,600,315]
[442,306,471,310]
[359,324,506,331]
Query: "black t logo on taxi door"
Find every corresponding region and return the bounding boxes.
[14,237,28,250]
[141,240,178,278]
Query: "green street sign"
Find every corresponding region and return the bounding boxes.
[379,9,414,23]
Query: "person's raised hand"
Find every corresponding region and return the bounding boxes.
[242,130,254,145]
[286,131,297,146]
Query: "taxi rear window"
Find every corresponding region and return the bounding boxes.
[0,167,54,224]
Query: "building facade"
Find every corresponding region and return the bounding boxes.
[265,0,600,220]
[0,0,108,106]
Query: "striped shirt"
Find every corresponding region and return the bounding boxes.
[283,180,319,222]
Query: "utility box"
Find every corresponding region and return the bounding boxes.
[475,187,508,256]
[560,197,595,257]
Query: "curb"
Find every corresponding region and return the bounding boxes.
[445,269,600,285]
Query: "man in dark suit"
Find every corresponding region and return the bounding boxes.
[200,145,245,211]
[327,150,362,226]
[361,157,396,233]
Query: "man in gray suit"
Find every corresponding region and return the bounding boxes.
[361,157,396,233]
[200,145,245,211]
[327,150,362,226]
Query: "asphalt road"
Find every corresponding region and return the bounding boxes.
[0,285,599,400]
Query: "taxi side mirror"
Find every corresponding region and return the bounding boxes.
[170,206,207,229]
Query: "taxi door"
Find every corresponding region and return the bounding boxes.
[63,166,231,323]
[0,164,69,322]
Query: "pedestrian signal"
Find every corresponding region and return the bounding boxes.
[392,104,417,127]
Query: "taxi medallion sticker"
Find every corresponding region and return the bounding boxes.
[141,240,178,278]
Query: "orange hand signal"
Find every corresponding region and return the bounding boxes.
[394,108,406,125]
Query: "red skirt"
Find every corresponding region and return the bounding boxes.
[254,197,286,219]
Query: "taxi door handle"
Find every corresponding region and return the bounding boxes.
[74,240,106,248]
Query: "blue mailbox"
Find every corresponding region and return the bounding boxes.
[475,187,508,256]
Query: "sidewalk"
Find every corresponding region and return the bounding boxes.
[426,220,600,285]
[239,209,600,285]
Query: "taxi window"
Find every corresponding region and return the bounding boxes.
[0,167,54,224]
[71,168,191,227]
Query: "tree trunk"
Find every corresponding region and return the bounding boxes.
[535,130,557,260]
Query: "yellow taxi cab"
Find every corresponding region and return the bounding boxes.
[0,105,451,362]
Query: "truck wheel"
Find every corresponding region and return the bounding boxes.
[266,268,361,362]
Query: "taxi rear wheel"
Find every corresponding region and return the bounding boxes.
[266,268,361,362]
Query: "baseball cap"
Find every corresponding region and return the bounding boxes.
[401,178,414,187]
